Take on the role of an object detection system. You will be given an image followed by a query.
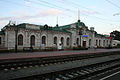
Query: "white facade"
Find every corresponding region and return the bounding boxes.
[112,40,120,47]
[0,21,111,50]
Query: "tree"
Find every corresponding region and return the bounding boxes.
[110,30,120,41]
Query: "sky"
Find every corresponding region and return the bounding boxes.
[0,0,120,35]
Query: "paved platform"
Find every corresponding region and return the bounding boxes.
[0,48,120,60]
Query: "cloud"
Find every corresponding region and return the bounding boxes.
[0,9,64,28]
[81,10,99,15]
[0,20,9,29]
[0,9,63,21]
[35,8,64,16]
[56,0,67,3]
[0,16,12,21]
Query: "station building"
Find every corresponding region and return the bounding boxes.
[0,19,111,50]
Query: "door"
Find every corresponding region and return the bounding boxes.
[83,41,86,47]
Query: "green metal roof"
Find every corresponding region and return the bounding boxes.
[5,21,88,34]
[16,23,71,33]
[59,21,88,29]
[95,32,107,38]
[41,26,71,33]
[0,30,5,35]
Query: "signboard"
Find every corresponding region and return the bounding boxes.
[82,35,88,37]
[109,37,112,39]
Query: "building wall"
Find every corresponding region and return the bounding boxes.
[4,27,71,50]
[95,37,110,47]
[2,24,111,50]
[0,35,5,47]
[5,28,16,50]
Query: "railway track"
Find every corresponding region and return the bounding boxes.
[15,58,120,80]
[0,52,118,71]
[0,51,120,80]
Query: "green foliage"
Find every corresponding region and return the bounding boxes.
[111,30,120,41]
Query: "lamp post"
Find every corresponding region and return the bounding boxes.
[14,24,18,53]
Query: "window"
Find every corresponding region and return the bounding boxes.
[18,34,23,45]
[30,35,35,46]
[89,39,91,47]
[61,37,64,45]
[107,40,108,46]
[76,38,79,45]
[99,40,101,46]
[96,40,98,46]
[42,36,46,44]
[0,37,1,45]
[66,37,70,46]
[103,40,105,46]
[54,37,57,45]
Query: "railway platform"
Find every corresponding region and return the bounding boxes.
[0,48,120,60]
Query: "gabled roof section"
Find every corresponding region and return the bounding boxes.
[17,23,71,33]
[59,21,88,29]
[17,23,26,28]
[59,24,71,29]
[52,27,71,33]
[17,23,43,29]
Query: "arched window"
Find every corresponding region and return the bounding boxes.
[107,40,108,46]
[76,38,79,45]
[30,35,35,46]
[96,40,98,46]
[99,40,101,46]
[61,37,64,45]
[66,37,70,46]
[42,36,46,45]
[89,39,91,47]
[0,37,1,45]
[54,37,57,45]
[103,40,105,46]
[18,34,23,45]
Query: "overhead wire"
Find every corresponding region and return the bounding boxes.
[0,0,120,25]
[63,0,120,22]
[37,0,75,13]
[105,0,120,16]
[105,0,120,9]
[37,0,120,23]
[24,0,73,17]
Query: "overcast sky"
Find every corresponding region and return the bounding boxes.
[0,0,120,34]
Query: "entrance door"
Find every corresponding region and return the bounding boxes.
[83,41,86,47]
